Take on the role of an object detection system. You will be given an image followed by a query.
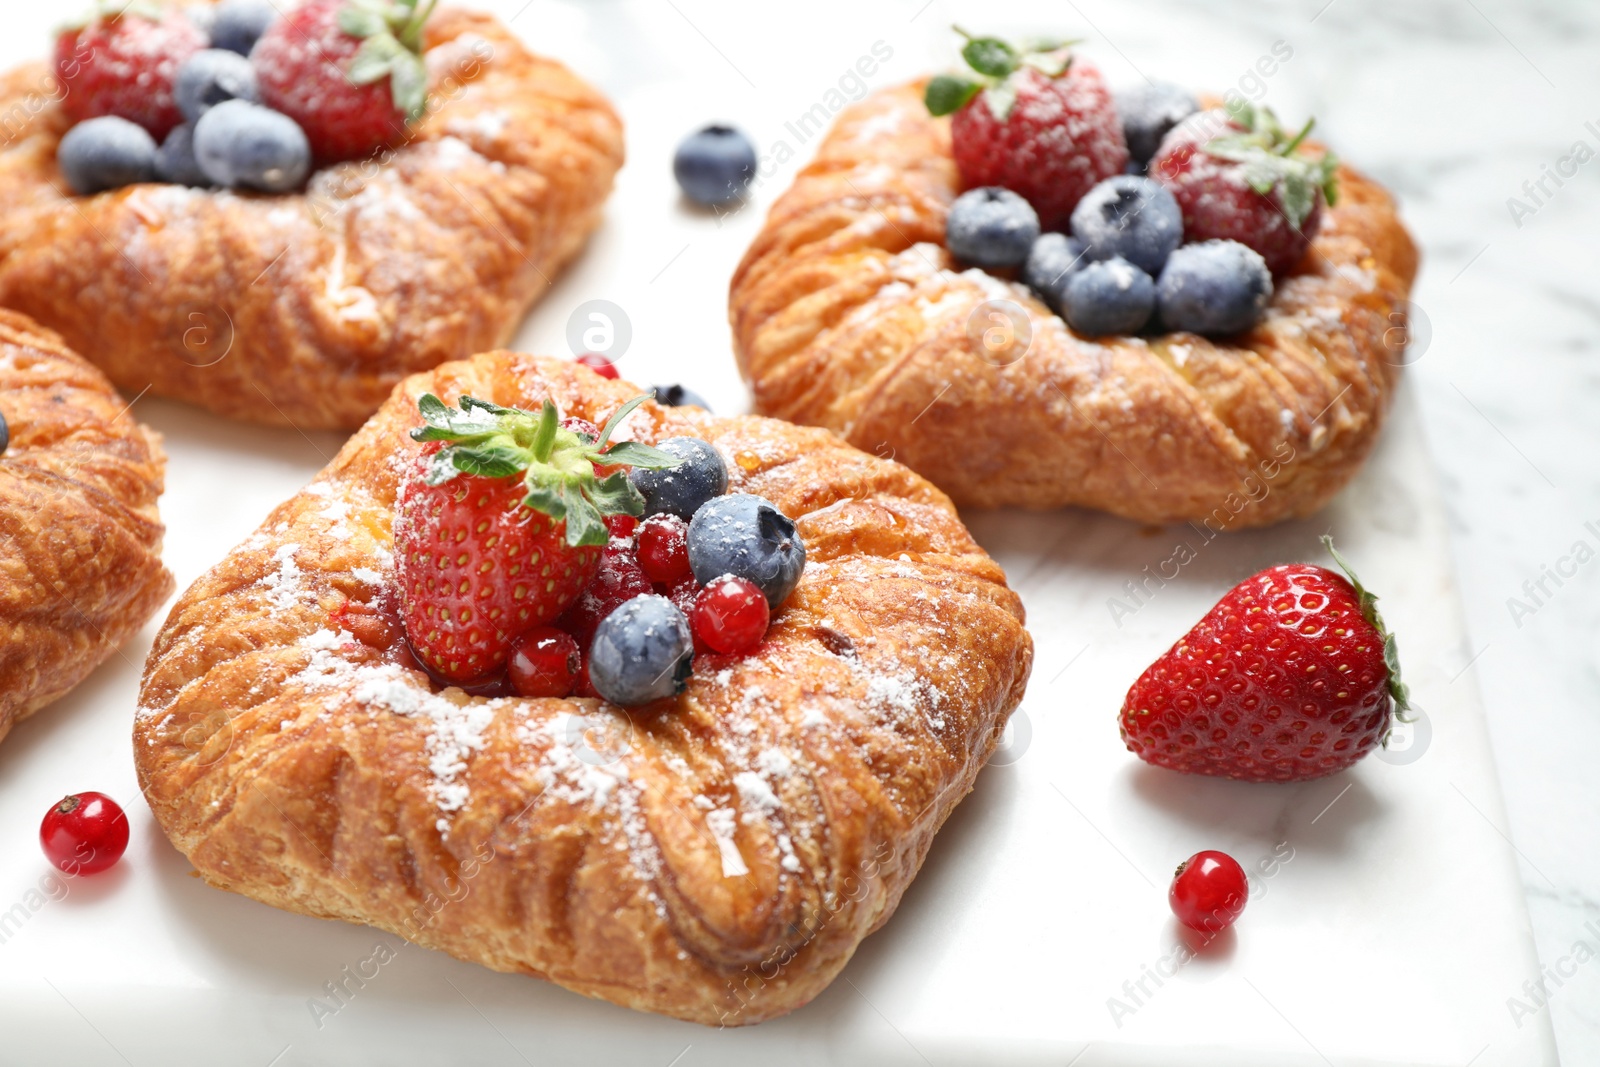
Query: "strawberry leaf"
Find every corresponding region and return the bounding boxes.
[348,33,403,85]
[559,485,607,547]
[388,51,428,120]
[337,5,390,38]
[599,440,681,469]
[961,36,1019,78]
[1321,535,1412,720]
[925,74,984,117]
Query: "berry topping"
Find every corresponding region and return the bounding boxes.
[393,393,680,683]
[1022,232,1086,313]
[926,28,1128,232]
[193,99,311,193]
[1169,851,1248,933]
[56,4,207,140]
[1150,103,1338,275]
[508,626,581,698]
[175,48,259,123]
[39,791,129,876]
[210,0,278,56]
[673,124,756,206]
[636,513,691,585]
[155,123,208,186]
[1061,257,1155,337]
[252,0,434,163]
[653,383,711,410]
[603,513,638,539]
[686,493,805,609]
[945,186,1040,269]
[665,573,700,618]
[1156,239,1273,337]
[57,116,157,195]
[575,353,619,379]
[1115,81,1199,167]
[556,535,654,650]
[1070,175,1183,276]
[1120,536,1409,783]
[691,575,770,655]
[589,595,695,706]
[628,437,728,521]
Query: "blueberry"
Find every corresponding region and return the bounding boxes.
[628,437,727,521]
[1117,82,1200,166]
[653,384,710,410]
[1023,232,1087,313]
[589,595,694,706]
[176,49,259,123]
[945,186,1040,269]
[0,409,8,456]
[209,0,277,55]
[674,125,756,206]
[1070,175,1183,276]
[1157,239,1274,337]
[193,100,310,193]
[687,493,805,609]
[57,117,157,195]
[155,124,211,186]
[1061,257,1156,336]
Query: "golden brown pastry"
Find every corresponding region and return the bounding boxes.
[134,351,1032,1025]
[0,7,622,429]
[729,81,1420,527]
[0,310,174,744]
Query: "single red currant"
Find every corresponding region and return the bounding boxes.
[637,514,691,584]
[691,575,770,655]
[40,792,129,876]
[1169,850,1248,932]
[508,627,581,698]
[576,353,619,379]
[604,513,638,540]
[559,415,602,440]
[667,573,700,615]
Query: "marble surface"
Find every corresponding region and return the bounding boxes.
[1,0,1595,1063]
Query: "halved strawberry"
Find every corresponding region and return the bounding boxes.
[393,393,679,684]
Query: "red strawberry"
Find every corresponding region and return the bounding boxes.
[251,0,433,163]
[1149,103,1339,275]
[927,31,1127,232]
[1119,538,1409,783]
[55,5,207,139]
[393,393,680,684]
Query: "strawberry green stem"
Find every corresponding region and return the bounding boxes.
[1320,535,1413,722]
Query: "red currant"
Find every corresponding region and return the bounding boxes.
[40,792,129,876]
[691,575,770,654]
[508,627,581,698]
[636,514,691,584]
[1169,850,1248,932]
[666,574,700,615]
[604,513,638,540]
[576,353,618,379]
[560,415,602,441]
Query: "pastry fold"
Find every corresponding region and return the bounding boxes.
[134,351,1033,1026]
[1,310,174,742]
[729,81,1420,526]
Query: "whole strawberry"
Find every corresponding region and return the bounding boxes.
[394,393,678,684]
[252,0,433,162]
[56,2,207,140]
[1150,103,1339,275]
[1119,538,1409,783]
[926,29,1127,233]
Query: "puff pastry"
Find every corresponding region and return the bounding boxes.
[134,351,1032,1025]
[730,81,1420,527]
[0,7,622,429]
[0,310,173,744]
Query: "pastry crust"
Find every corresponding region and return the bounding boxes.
[0,6,623,429]
[730,81,1420,526]
[133,351,1032,1026]
[0,310,174,743]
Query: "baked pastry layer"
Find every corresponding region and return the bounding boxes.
[730,81,1420,527]
[0,7,623,429]
[0,310,174,742]
[134,351,1033,1025]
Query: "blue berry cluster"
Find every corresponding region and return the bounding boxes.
[588,436,805,706]
[942,81,1276,339]
[58,0,311,197]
